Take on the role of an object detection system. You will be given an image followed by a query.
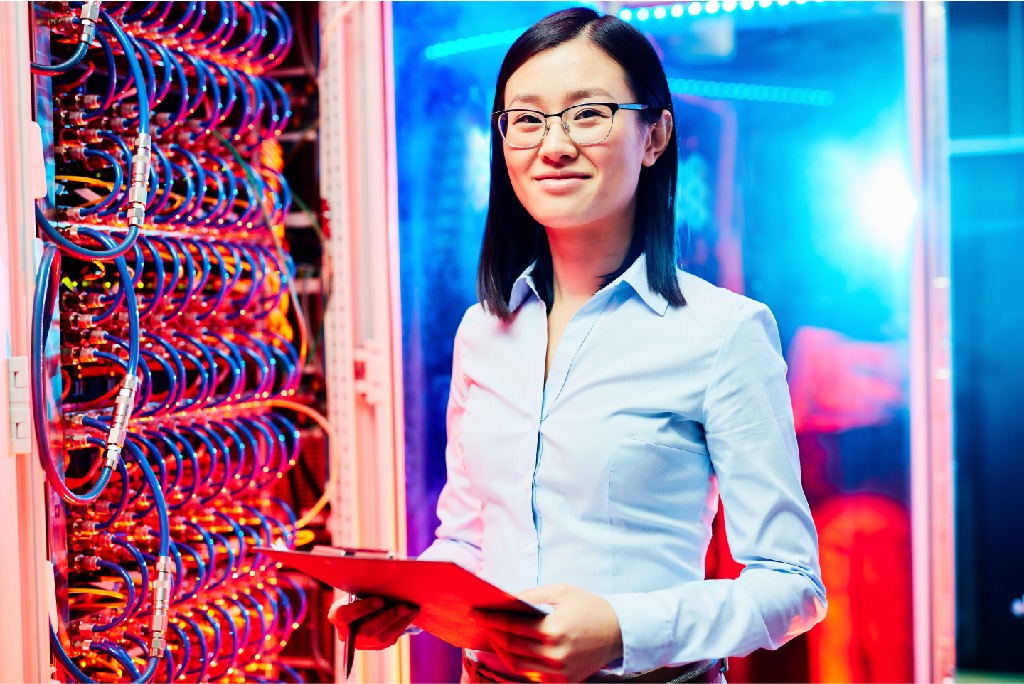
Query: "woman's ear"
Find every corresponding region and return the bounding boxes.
[642,109,674,167]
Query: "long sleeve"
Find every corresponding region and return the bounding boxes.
[603,301,827,673]
[416,320,485,574]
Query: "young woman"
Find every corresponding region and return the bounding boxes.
[329,8,826,682]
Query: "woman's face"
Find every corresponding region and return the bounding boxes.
[501,37,659,238]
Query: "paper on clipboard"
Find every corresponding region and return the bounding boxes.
[257,546,549,651]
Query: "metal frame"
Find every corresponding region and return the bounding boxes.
[905,2,956,682]
[320,2,409,682]
[0,3,53,681]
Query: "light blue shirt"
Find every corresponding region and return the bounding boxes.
[418,253,827,675]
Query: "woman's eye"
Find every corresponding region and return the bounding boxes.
[573,106,609,120]
[512,112,543,126]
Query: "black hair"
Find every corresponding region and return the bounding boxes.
[476,6,684,321]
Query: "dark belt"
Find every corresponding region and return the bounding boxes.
[463,654,728,683]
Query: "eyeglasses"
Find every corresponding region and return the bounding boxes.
[493,102,652,149]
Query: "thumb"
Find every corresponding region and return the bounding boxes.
[517,583,566,606]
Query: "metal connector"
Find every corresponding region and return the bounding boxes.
[79,1,100,45]
[104,374,140,468]
[126,203,146,229]
[64,432,89,449]
[74,554,100,572]
[150,555,173,653]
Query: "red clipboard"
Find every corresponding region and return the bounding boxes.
[257,547,547,650]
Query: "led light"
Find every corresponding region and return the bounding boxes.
[778,0,790,5]
[706,0,721,13]
[758,0,773,7]
[740,0,755,9]
[424,27,530,60]
[672,4,685,16]
[637,7,650,20]
[654,6,667,19]
[620,8,633,20]
[688,2,702,15]
[723,0,738,10]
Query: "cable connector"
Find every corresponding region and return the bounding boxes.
[149,555,173,654]
[131,133,152,183]
[127,132,152,230]
[79,1,100,46]
[73,554,100,572]
[64,432,90,449]
[104,374,139,468]
[61,312,95,330]
[72,520,99,537]
[56,144,88,161]
[73,621,95,639]
[64,413,86,429]
[61,346,97,365]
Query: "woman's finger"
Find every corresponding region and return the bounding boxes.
[371,606,421,645]
[327,596,385,628]
[353,603,417,642]
[474,610,548,641]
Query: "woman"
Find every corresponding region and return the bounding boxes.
[329,8,826,682]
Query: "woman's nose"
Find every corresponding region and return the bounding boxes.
[538,117,577,159]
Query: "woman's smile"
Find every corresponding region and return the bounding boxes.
[534,172,590,194]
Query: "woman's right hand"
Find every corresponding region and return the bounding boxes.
[327,595,420,650]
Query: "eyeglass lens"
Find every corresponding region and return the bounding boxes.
[498,104,616,148]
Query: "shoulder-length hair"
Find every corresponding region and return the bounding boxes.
[477,6,684,321]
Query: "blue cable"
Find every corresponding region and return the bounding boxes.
[32,40,89,75]
[98,9,150,129]
[179,615,209,681]
[94,458,129,531]
[32,244,113,504]
[91,559,136,632]
[167,621,190,680]
[112,535,148,617]
[82,30,118,122]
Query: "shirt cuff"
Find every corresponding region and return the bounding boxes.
[603,592,676,675]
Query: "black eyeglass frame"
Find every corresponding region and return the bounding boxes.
[492,102,653,149]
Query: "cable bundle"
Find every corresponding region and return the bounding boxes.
[32,2,314,682]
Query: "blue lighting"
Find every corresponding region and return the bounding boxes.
[668,77,836,106]
[424,27,529,60]
[616,0,820,21]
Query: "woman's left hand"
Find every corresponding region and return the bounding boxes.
[475,583,623,682]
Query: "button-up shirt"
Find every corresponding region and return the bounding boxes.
[419,253,827,675]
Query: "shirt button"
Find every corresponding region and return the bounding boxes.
[520,478,530,492]
[521,542,535,555]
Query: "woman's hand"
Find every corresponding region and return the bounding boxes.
[326,595,420,650]
[475,583,623,683]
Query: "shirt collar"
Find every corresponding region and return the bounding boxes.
[615,252,670,316]
[506,252,669,316]
[508,261,538,312]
